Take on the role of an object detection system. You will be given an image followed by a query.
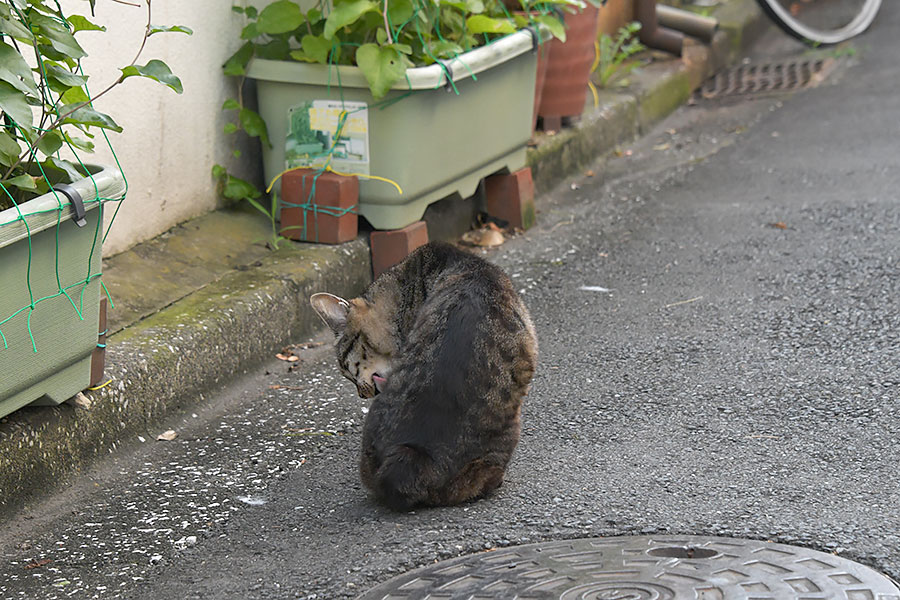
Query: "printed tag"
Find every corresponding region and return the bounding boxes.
[285,100,369,176]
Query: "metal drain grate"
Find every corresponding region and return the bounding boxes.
[357,535,900,599]
[698,57,837,99]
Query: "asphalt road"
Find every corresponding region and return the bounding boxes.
[2,6,899,599]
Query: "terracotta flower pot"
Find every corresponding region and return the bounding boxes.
[597,0,634,38]
[532,37,553,132]
[538,4,601,130]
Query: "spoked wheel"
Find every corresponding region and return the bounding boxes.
[755,0,882,45]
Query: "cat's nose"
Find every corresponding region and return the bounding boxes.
[373,374,387,393]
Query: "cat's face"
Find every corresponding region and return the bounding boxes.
[310,293,393,399]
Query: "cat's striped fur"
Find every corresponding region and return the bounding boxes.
[311,241,537,510]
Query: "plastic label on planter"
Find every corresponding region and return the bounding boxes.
[286,100,370,176]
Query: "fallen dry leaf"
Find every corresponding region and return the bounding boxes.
[24,559,51,570]
[461,228,505,247]
[653,143,671,151]
[769,222,788,230]
[585,170,595,177]
[275,353,300,362]
[157,430,177,441]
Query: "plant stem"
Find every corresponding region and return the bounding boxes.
[384,0,394,44]
[1,0,155,182]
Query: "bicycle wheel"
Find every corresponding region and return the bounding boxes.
[755,0,882,45]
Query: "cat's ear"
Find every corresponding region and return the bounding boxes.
[310,293,351,334]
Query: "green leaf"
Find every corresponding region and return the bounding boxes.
[0,81,32,129]
[0,11,35,43]
[224,122,238,134]
[427,39,464,59]
[355,43,405,100]
[387,0,415,25]
[223,174,261,201]
[120,60,184,94]
[60,104,123,132]
[148,24,194,36]
[241,22,259,40]
[0,41,39,96]
[0,131,21,165]
[67,15,106,33]
[3,173,36,191]
[244,195,270,218]
[223,42,254,76]
[211,163,226,179]
[245,6,258,19]
[388,43,412,55]
[37,130,63,156]
[256,0,304,35]
[535,14,566,42]
[466,0,485,13]
[232,149,242,158]
[45,64,89,88]
[306,8,323,23]
[33,15,87,59]
[299,34,334,64]
[60,86,90,105]
[62,132,94,153]
[46,157,87,183]
[239,107,270,146]
[222,98,240,111]
[466,15,515,35]
[255,39,290,60]
[324,0,377,40]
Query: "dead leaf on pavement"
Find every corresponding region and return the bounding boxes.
[157,430,177,441]
[275,353,300,362]
[24,559,51,570]
[768,221,789,230]
[462,227,504,247]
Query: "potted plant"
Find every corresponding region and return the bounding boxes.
[537,0,609,130]
[216,0,569,233]
[0,0,189,418]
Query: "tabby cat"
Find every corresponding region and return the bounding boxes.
[310,241,537,511]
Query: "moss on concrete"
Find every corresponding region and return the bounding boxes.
[528,93,639,194]
[0,237,370,513]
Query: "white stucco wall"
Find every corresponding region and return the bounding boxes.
[62,1,254,256]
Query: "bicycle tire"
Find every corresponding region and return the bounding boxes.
[754,0,882,45]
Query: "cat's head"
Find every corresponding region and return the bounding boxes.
[310,293,393,399]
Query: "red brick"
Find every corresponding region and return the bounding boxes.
[370,221,429,278]
[484,167,536,230]
[280,169,358,244]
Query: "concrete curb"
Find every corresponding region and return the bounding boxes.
[0,0,765,512]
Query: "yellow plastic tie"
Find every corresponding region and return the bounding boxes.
[266,165,403,196]
[87,379,113,391]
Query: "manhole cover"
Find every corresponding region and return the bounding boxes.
[697,58,837,99]
[358,535,900,599]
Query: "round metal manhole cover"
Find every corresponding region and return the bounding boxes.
[357,535,900,599]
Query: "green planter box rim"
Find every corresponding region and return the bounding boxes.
[247,29,540,90]
[0,164,126,248]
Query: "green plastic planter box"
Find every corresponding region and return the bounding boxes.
[247,30,539,231]
[0,165,125,419]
